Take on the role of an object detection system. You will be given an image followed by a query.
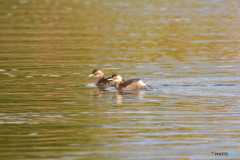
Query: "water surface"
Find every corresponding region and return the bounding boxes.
[0,0,240,159]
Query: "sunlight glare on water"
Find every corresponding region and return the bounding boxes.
[0,0,240,159]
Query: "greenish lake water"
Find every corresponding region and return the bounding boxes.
[0,0,240,159]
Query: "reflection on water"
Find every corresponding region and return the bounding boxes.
[0,0,240,159]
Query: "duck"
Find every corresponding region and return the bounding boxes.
[107,74,147,90]
[88,69,116,87]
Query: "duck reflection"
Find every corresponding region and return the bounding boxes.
[93,86,146,104]
[93,86,109,97]
[114,90,146,104]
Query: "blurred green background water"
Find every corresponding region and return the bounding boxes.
[0,0,240,159]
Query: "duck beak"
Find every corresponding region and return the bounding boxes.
[88,74,94,77]
[107,78,118,82]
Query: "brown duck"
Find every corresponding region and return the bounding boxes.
[89,69,116,87]
[108,74,147,90]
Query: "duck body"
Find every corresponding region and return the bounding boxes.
[97,76,116,87]
[108,74,147,90]
[89,69,116,87]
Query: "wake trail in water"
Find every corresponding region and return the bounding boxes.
[146,77,240,97]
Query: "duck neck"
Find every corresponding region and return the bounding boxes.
[115,81,123,89]
[97,73,105,82]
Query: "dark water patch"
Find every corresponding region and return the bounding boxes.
[214,84,237,87]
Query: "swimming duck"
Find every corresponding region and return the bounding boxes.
[89,69,116,87]
[108,74,147,90]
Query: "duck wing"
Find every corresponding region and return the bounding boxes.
[120,79,146,90]
[97,77,116,87]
